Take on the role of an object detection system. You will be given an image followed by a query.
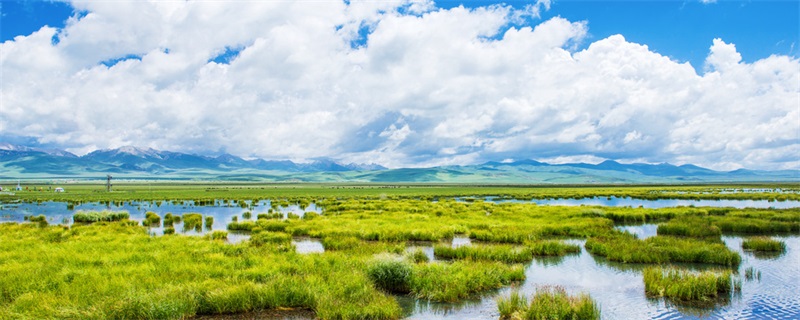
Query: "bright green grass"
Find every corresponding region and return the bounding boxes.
[497,287,600,320]
[0,223,400,319]
[585,232,741,267]
[72,210,130,223]
[643,266,733,304]
[742,237,786,252]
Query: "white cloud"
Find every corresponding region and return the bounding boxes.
[0,1,797,170]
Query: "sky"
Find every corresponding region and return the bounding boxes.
[0,0,798,170]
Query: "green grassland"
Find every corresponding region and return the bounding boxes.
[0,184,798,319]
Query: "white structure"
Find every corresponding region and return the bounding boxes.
[54,187,65,193]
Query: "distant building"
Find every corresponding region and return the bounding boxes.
[54,187,65,193]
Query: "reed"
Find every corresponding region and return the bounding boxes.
[643,266,732,304]
[657,216,721,239]
[209,230,228,241]
[742,237,786,252]
[257,212,283,220]
[142,211,161,226]
[182,213,203,231]
[321,236,360,251]
[366,256,413,294]
[410,261,525,302]
[73,210,130,223]
[585,233,741,267]
[433,244,533,263]
[407,249,430,263]
[526,287,600,320]
[497,290,528,319]
[528,240,581,256]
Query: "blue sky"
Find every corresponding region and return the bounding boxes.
[1,0,798,170]
[5,0,796,67]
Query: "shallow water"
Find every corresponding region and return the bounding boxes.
[402,228,800,319]
[477,196,800,209]
[0,199,321,235]
[293,238,325,254]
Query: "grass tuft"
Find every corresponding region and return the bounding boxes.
[643,266,733,304]
[742,237,786,252]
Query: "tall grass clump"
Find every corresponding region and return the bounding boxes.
[204,216,214,229]
[321,236,360,251]
[434,245,533,263]
[527,287,600,320]
[142,211,160,226]
[643,266,733,304]
[73,210,130,223]
[407,249,430,263]
[257,212,282,220]
[227,221,256,232]
[366,256,413,294]
[497,287,600,320]
[657,216,721,239]
[742,237,786,252]
[497,290,528,319]
[163,213,175,227]
[528,240,581,256]
[585,232,740,267]
[209,230,228,241]
[182,213,203,231]
[410,261,525,302]
[25,215,48,227]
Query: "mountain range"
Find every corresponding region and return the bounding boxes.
[1,143,798,183]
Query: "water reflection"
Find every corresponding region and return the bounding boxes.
[0,199,322,236]
[402,235,800,319]
[472,196,800,209]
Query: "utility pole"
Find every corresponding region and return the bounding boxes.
[106,175,112,192]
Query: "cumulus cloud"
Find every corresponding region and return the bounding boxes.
[0,1,797,170]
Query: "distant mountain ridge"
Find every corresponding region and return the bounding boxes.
[1,144,798,183]
[0,144,386,175]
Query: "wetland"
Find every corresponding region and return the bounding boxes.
[0,183,798,319]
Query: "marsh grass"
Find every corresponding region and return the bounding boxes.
[497,287,600,320]
[257,212,282,220]
[433,244,533,263]
[209,230,228,241]
[366,256,413,294]
[585,233,741,267]
[249,231,292,246]
[321,236,360,251]
[657,216,721,240]
[0,223,402,319]
[744,267,761,281]
[25,215,48,227]
[72,210,130,223]
[204,216,214,229]
[643,266,733,305]
[527,240,581,256]
[183,213,203,232]
[410,261,525,302]
[742,237,786,252]
[143,211,160,226]
[407,249,430,263]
